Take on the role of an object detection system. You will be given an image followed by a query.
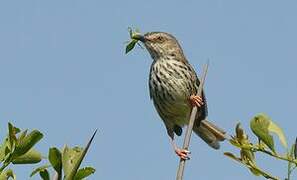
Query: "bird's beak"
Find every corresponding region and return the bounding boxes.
[132,33,145,42]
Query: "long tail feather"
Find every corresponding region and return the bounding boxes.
[193,119,226,149]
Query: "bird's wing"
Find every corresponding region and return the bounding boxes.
[148,61,158,100]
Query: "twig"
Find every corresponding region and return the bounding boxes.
[246,161,279,180]
[176,62,209,180]
[231,141,297,164]
[255,148,297,165]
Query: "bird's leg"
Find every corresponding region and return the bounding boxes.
[170,138,190,160]
[189,95,204,107]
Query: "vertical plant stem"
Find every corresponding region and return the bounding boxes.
[176,62,209,180]
[287,147,291,180]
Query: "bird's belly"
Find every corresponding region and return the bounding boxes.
[149,60,195,126]
[165,100,191,126]
[151,87,192,127]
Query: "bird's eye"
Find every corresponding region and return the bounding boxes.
[157,36,164,41]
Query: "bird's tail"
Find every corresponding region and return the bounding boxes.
[193,119,226,149]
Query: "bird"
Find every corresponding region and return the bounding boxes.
[134,32,226,159]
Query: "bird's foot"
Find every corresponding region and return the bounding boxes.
[175,148,191,160]
[189,95,204,107]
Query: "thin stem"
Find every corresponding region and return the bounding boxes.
[255,148,297,165]
[0,162,9,174]
[235,142,297,164]
[287,163,296,180]
[287,160,291,180]
[176,62,209,180]
[249,163,278,180]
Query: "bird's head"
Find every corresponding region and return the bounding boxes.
[134,32,185,60]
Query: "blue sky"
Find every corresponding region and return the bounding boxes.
[0,0,297,179]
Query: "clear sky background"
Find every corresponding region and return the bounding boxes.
[0,0,296,179]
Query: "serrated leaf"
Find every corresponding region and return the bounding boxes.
[125,40,137,54]
[74,167,95,180]
[39,169,50,180]
[30,165,51,177]
[0,169,16,180]
[49,147,62,179]
[12,148,42,164]
[13,130,43,157]
[250,113,275,152]
[268,120,287,148]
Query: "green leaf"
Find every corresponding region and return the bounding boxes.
[0,138,10,162]
[49,147,62,179]
[14,130,43,157]
[235,123,245,140]
[250,113,275,152]
[251,113,288,152]
[39,169,50,180]
[235,123,251,145]
[8,123,20,151]
[30,164,51,177]
[62,146,83,177]
[240,149,255,163]
[126,27,143,54]
[12,148,42,164]
[8,123,20,135]
[0,169,16,180]
[268,121,287,149]
[74,167,95,180]
[125,40,137,54]
[18,130,28,143]
[64,130,97,180]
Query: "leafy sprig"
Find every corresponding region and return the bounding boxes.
[125,27,143,54]
[0,122,96,180]
[225,113,297,180]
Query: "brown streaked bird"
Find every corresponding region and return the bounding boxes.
[134,32,226,159]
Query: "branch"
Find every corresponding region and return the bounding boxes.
[176,62,209,180]
[255,148,297,165]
